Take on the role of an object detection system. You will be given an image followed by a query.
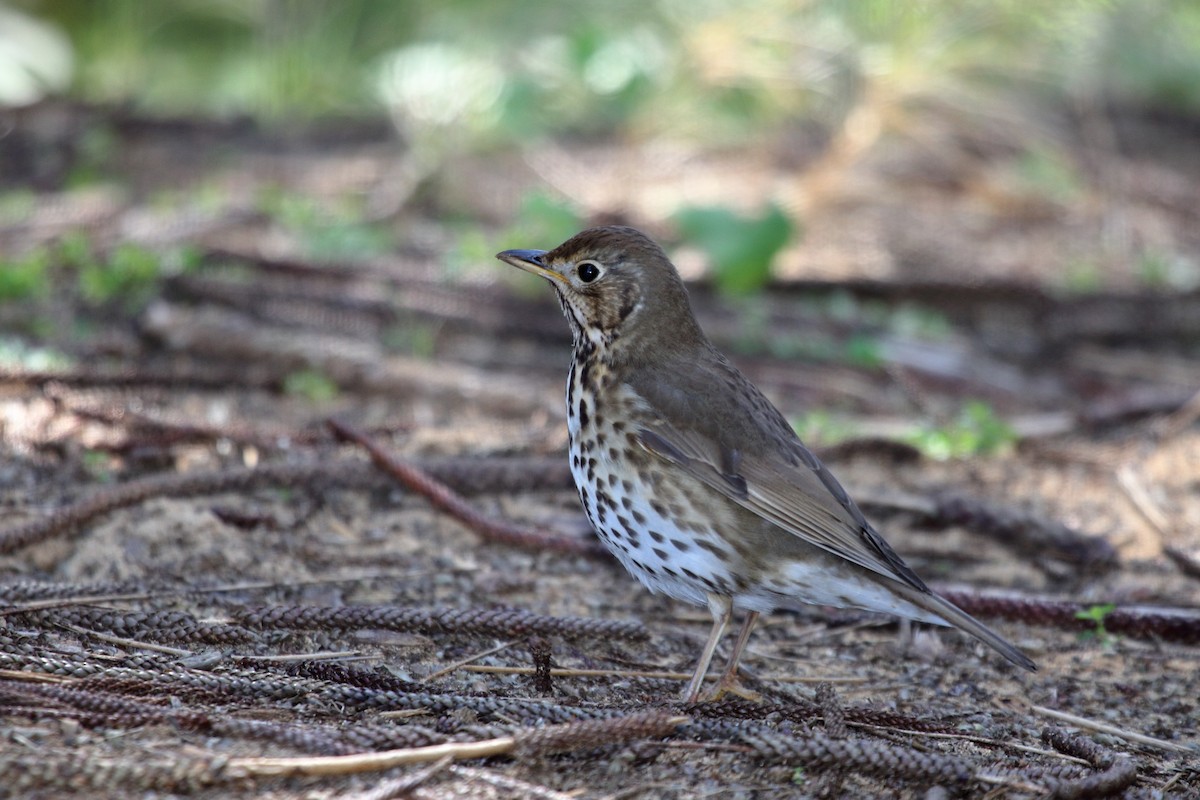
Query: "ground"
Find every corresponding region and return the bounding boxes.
[0,100,1198,798]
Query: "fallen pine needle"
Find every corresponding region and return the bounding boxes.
[1030,704,1195,754]
[459,664,868,685]
[225,712,689,778]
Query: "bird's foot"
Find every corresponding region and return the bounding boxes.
[703,671,762,703]
[680,672,763,704]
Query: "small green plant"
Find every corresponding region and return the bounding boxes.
[259,191,395,259]
[81,449,115,482]
[78,243,162,306]
[283,368,339,403]
[59,233,164,307]
[792,411,858,447]
[1136,251,1171,288]
[1135,249,1199,290]
[382,323,440,358]
[674,203,794,295]
[1014,146,1083,204]
[791,766,806,785]
[66,123,118,187]
[1060,258,1104,294]
[1075,603,1117,647]
[0,247,51,301]
[0,189,36,223]
[843,334,883,369]
[905,401,1017,460]
[888,303,953,340]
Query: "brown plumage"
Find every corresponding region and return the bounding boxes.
[498,226,1035,702]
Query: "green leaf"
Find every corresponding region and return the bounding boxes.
[674,204,794,295]
[283,369,339,403]
[0,247,50,301]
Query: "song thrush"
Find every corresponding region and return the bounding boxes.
[497,226,1035,702]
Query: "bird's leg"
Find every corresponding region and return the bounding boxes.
[683,593,732,703]
[705,610,761,701]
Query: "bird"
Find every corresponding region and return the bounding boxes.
[496,226,1036,702]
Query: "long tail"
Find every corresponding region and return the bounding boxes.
[890,582,1037,672]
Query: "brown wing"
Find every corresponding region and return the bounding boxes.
[634,424,931,593]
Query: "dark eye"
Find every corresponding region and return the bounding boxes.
[577,260,601,283]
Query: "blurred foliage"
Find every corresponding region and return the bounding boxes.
[675,203,793,294]
[382,322,440,358]
[258,190,396,258]
[731,292,951,366]
[1014,146,1084,205]
[791,410,859,447]
[7,0,1200,130]
[6,0,1199,295]
[282,368,339,403]
[446,189,583,281]
[74,241,162,306]
[0,232,199,311]
[0,246,50,300]
[59,234,181,308]
[904,400,1017,459]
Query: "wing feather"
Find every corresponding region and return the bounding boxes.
[635,423,930,592]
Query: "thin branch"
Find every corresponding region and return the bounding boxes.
[1030,705,1195,754]
[328,418,601,555]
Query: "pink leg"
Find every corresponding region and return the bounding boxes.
[707,610,761,701]
[683,594,732,703]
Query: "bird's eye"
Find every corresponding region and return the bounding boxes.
[576,260,602,283]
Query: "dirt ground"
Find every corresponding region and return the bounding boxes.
[1,101,1199,798]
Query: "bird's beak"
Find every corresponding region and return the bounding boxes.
[496,248,564,284]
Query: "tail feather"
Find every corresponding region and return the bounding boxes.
[892,582,1037,672]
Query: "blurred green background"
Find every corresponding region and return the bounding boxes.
[4,0,1200,296]
[6,0,1200,138]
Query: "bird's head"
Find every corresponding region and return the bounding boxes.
[497,226,704,359]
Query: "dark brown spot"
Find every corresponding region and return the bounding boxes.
[578,399,589,427]
[653,547,668,560]
[631,510,646,525]
[696,539,731,560]
[682,568,699,580]
[649,530,665,544]
[670,538,690,552]
[608,447,620,460]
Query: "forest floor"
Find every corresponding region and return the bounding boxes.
[1,100,1198,798]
